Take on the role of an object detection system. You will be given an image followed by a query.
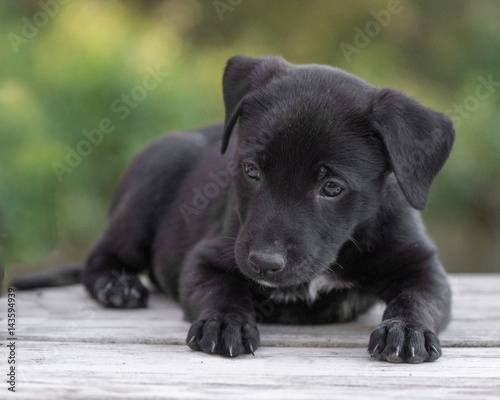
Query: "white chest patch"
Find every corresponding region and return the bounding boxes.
[266,273,356,305]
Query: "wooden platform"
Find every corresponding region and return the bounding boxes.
[2,274,500,399]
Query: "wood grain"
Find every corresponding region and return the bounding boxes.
[8,343,500,400]
[1,274,499,399]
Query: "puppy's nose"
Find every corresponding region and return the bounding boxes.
[248,251,285,275]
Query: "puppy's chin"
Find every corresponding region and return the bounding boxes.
[240,269,303,288]
[237,259,329,289]
[243,272,291,288]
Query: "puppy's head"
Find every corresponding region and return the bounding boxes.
[221,55,455,288]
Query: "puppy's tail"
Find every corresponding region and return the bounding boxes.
[10,262,83,290]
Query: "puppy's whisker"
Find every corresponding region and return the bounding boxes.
[348,236,361,252]
[334,262,344,270]
[219,247,235,256]
[323,268,338,279]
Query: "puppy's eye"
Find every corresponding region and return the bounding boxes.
[245,163,260,180]
[321,182,344,198]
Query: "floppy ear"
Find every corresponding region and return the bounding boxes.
[221,55,286,153]
[370,88,456,210]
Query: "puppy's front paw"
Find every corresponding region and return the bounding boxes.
[368,319,442,363]
[186,313,260,357]
[94,274,148,308]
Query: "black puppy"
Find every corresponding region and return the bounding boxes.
[14,56,455,363]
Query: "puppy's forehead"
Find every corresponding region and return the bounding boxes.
[238,66,377,166]
[274,65,377,113]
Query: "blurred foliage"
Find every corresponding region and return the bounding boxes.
[0,0,499,278]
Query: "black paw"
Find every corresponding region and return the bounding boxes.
[368,319,442,363]
[94,273,148,308]
[186,313,260,357]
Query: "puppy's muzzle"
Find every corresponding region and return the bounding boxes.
[248,251,285,276]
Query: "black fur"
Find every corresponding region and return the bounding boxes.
[14,56,455,363]
[11,263,83,290]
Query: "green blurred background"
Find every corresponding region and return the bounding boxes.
[1,0,499,289]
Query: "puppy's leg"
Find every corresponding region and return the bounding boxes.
[368,256,451,363]
[81,131,210,308]
[180,239,260,357]
[82,181,153,308]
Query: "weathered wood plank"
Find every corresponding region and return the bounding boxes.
[1,274,499,399]
[7,274,500,348]
[4,342,500,400]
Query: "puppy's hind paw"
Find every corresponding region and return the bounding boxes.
[368,319,442,363]
[186,312,260,357]
[94,274,149,308]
